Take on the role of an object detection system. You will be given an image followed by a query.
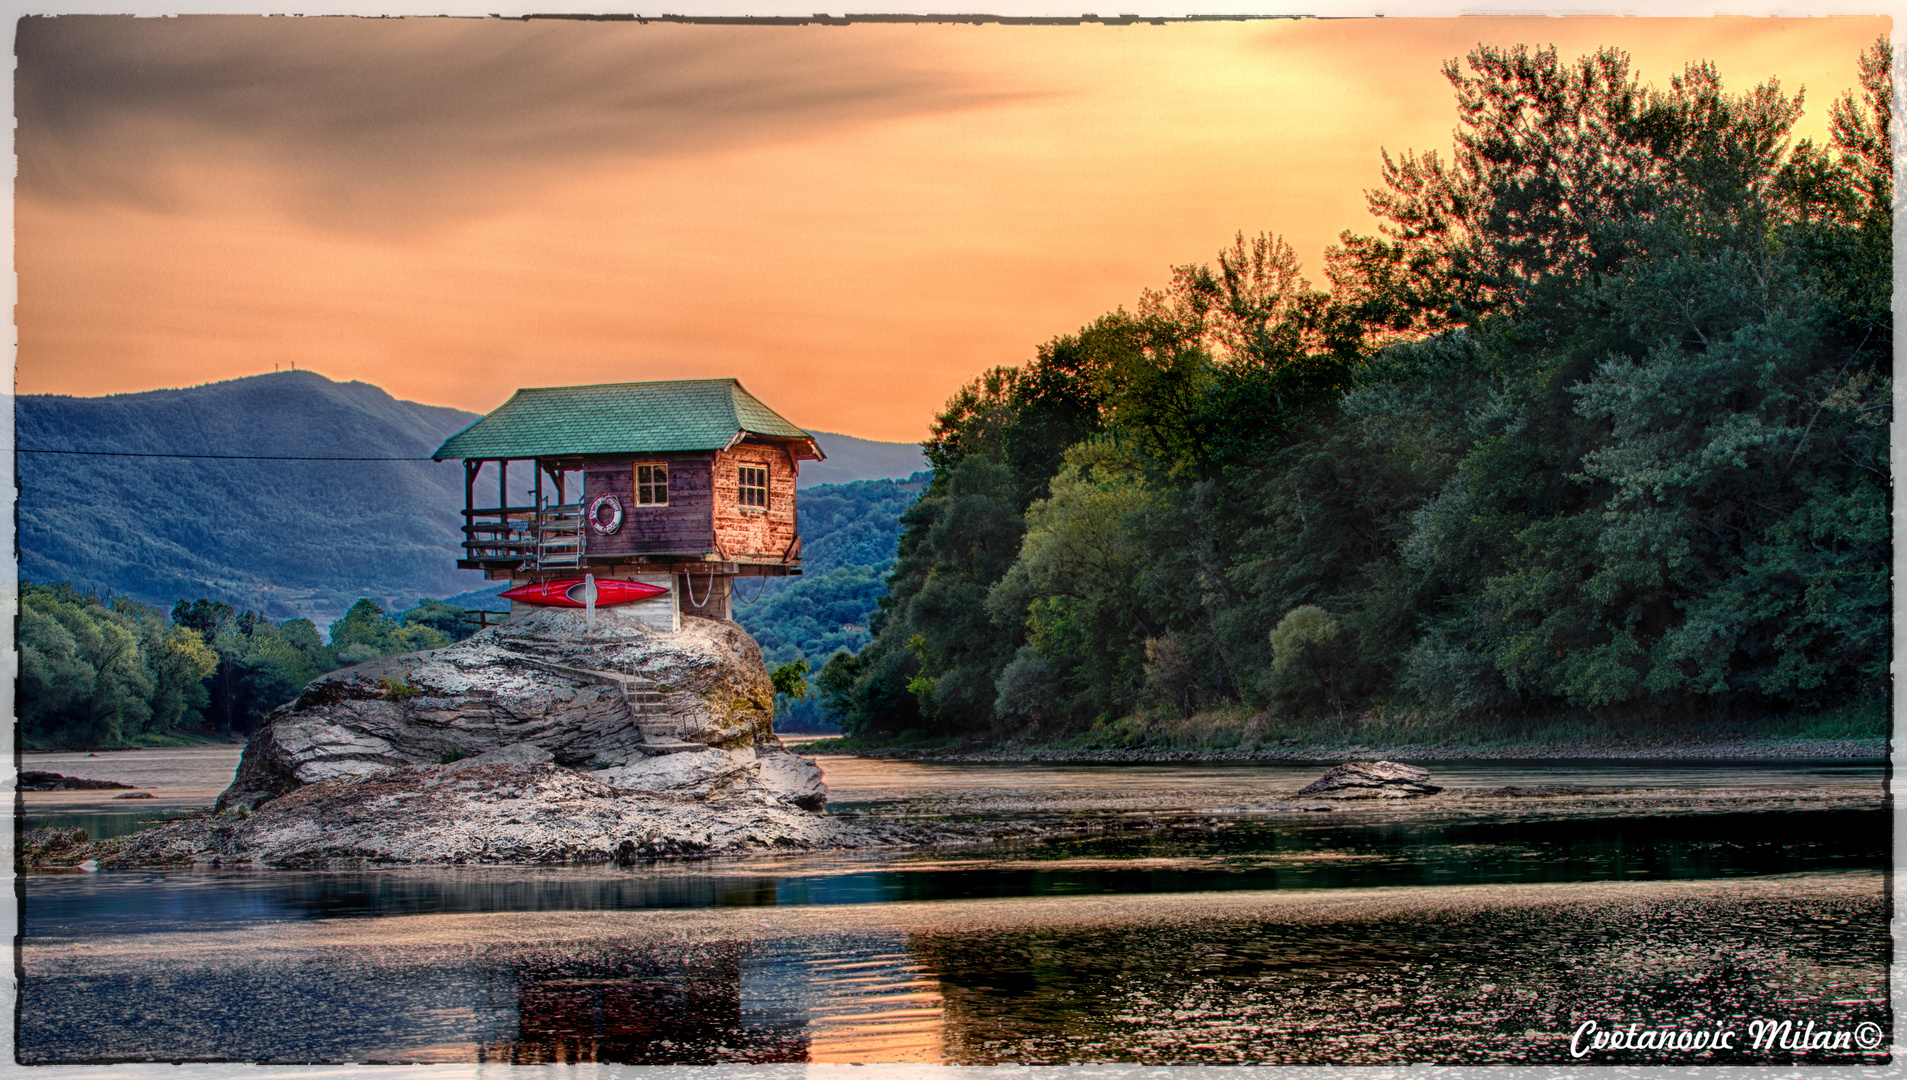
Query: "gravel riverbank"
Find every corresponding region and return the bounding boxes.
[831,736,1888,764]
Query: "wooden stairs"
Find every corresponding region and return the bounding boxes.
[534,503,585,569]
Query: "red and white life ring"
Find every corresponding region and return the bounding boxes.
[587,493,624,535]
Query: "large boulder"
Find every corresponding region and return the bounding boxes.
[1295,761,1443,799]
[218,610,817,813]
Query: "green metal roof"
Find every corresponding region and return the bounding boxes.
[433,379,822,461]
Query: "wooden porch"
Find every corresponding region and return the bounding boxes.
[455,456,804,575]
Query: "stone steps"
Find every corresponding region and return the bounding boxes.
[501,652,648,688]
[493,648,707,755]
[635,735,712,756]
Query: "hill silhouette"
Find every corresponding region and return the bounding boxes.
[18,371,486,623]
[801,432,927,487]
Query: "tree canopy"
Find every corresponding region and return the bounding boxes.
[21,582,482,748]
[820,40,1890,739]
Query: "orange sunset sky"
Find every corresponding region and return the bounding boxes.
[15,14,1890,442]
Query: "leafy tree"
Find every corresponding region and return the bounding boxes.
[145,620,219,731]
[771,659,811,699]
[171,597,236,644]
[19,583,173,745]
[195,607,340,733]
[397,597,484,642]
[24,583,530,746]
[1376,39,1890,719]
[824,343,1108,735]
[1478,182,1888,709]
[986,439,1156,725]
[328,599,452,663]
[22,586,154,744]
[1269,606,1349,717]
[872,454,1030,733]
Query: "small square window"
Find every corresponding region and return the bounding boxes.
[636,463,668,505]
[739,465,768,508]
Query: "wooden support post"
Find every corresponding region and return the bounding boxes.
[532,463,545,570]
[463,460,478,559]
[498,459,508,518]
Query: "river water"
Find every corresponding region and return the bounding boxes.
[17,751,1894,1066]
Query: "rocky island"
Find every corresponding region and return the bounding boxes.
[84,608,955,868]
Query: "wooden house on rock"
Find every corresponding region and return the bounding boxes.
[433,379,822,629]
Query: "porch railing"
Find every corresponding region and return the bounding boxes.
[461,503,584,570]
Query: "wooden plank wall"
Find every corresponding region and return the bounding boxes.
[711,442,798,561]
[582,454,716,557]
[677,572,731,621]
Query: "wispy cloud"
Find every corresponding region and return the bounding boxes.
[18,15,1027,231]
[16,16,1884,440]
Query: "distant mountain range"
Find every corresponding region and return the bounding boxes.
[797,431,927,488]
[17,372,928,626]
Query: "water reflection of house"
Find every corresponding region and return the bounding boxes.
[434,379,822,626]
[474,926,947,1065]
[480,941,809,1065]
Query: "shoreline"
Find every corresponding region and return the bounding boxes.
[811,735,1889,764]
[24,741,1889,871]
[36,777,1886,872]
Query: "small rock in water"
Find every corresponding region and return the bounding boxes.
[1296,760,1442,799]
[111,792,155,799]
[20,826,96,869]
[18,771,138,791]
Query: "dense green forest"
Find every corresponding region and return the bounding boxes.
[19,581,471,747]
[735,474,928,730]
[818,42,1891,743]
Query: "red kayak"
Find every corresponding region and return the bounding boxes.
[500,578,668,608]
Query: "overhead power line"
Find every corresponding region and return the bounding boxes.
[17,448,438,461]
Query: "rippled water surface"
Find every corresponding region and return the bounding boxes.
[818,755,1887,796]
[20,756,1892,1066]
